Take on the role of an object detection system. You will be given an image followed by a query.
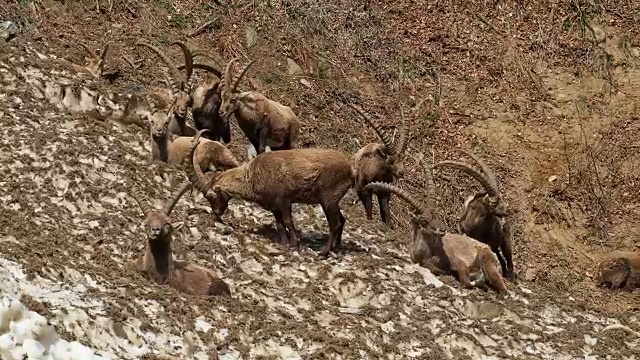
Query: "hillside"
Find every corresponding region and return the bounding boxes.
[0,0,639,359]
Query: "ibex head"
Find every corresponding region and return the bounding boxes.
[185,130,229,219]
[80,43,109,78]
[218,58,256,121]
[130,180,192,243]
[136,40,196,120]
[349,103,409,179]
[150,98,177,139]
[433,149,506,217]
[365,159,446,237]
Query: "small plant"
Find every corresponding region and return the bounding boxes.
[170,14,188,29]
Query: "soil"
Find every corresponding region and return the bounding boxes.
[0,0,639,359]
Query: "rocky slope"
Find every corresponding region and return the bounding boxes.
[0,41,639,359]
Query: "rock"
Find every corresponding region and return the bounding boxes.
[1,21,18,42]
[592,26,606,43]
[287,58,303,75]
[548,175,557,183]
[523,267,538,282]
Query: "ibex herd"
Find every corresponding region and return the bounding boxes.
[82,38,636,297]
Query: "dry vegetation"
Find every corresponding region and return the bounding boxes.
[0,0,639,357]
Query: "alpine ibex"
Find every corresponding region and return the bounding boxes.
[178,58,230,143]
[433,149,515,282]
[364,160,508,295]
[136,39,197,136]
[130,180,231,297]
[71,43,110,79]
[348,103,408,227]
[218,58,300,155]
[185,132,353,257]
[596,251,640,291]
[151,100,240,172]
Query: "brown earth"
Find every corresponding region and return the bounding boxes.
[0,0,639,358]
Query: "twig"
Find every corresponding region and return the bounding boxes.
[187,19,217,38]
[472,13,505,36]
[122,54,143,70]
[622,144,640,149]
[601,324,640,338]
[108,0,113,13]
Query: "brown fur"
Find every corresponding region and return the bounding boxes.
[71,43,109,78]
[131,181,231,297]
[365,177,508,296]
[186,132,354,257]
[136,40,197,126]
[151,110,240,172]
[349,103,408,227]
[219,59,300,155]
[191,78,229,143]
[433,150,515,282]
[596,251,640,291]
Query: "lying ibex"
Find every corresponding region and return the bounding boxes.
[130,180,231,297]
[364,163,508,295]
[136,39,197,136]
[186,132,353,257]
[151,101,240,172]
[433,149,515,281]
[177,51,231,143]
[596,251,640,291]
[348,103,408,227]
[69,43,110,78]
[218,58,300,155]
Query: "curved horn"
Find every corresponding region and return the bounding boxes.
[136,40,182,93]
[364,182,428,215]
[99,43,109,62]
[432,161,498,198]
[222,57,238,90]
[171,41,193,90]
[423,160,436,219]
[395,106,409,157]
[80,43,96,57]
[231,59,256,92]
[185,129,216,200]
[178,62,222,78]
[131,185,153,216]
[161,180,193,215]
[348,103,395,157]
[457,149,499,195]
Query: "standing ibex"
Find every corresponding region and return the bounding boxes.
[136,40,197,136]
[177,52,231,143]
[433,149,515,282]
[151,99,240,173]
[185,132,353,257]
[130,180,231,297]
[596,251,640,291]
[364,161,508,296]
[348,103,408,227]
[218,58,300,155]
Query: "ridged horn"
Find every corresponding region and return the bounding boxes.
[131,185,153,216]
[222,57,238,91]
[432,161,498,198]
[231,59,256,92]
[395,106,409,157]
[185,129,216,201]
[423,160,436,219]
[348,103,395,157]
[178,62,222,78]
[364,182,427,216]
[171,41,193,91]
[457,149,500,196]
[161,180,193,215]
[99,43,109,62]
[80,43,96,58]
[136,39,181,93]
